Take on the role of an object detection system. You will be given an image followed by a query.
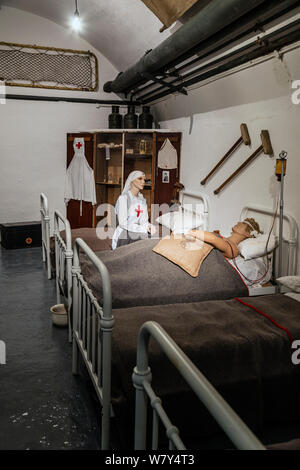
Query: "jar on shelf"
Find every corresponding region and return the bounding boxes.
[124,105,138,129]
[108,106,122,129]
[138,106,153,129]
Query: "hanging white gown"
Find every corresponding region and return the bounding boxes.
[64,138,97,215]
[157,138,178,169]
[112,191,149,250]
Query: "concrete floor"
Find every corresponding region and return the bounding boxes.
[1,245,298,451]
[0,246,101,450]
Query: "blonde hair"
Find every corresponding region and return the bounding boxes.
[243,218,262,237]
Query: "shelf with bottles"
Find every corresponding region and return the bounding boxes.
[96,181,121,186]
[125,153,152,159]
[125,133,153,157]
[96,132,122,189]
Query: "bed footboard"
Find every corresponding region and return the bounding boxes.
[54,210,73,342]
[133,321,265,450]
[72,238,114,450]
[40,193,51,279]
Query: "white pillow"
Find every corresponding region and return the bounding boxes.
[239,233,277,260]
[277,276,300,293]
[156,208,203,234]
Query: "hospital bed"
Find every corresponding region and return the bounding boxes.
[40,193,111,340]
[71,237,300,450]
[54,190,298,339]
[40,192,112,280]
[53,209,112,342]
[133,321,265,450]
[52,191,208,340]
[240,204,298,295]
[62,189,297,337]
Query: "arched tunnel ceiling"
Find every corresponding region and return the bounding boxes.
[1,0,174,71]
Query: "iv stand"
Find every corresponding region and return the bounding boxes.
[277,150,287,292]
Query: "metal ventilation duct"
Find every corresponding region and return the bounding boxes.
[103,0,268,94]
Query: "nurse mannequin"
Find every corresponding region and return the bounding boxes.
[112,170,155,250]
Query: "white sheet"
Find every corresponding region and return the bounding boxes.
[227,255,273,287]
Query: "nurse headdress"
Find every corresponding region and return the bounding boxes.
[115,170,145,213]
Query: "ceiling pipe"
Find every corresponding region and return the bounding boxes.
[103,0,267,95]
[139,19,300,104]
[3,94,141,106]
[130,0,300,99]
[149,0,300,82]
[137,19,300,102]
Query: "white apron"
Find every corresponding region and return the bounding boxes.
[64,138,97,215]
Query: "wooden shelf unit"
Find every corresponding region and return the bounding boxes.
[66,130,181,229]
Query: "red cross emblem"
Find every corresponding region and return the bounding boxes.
[76,142,82,149]
[135,205,143,217]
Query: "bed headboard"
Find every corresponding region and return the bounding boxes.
[240,204,298,276]
[179,191,209,230]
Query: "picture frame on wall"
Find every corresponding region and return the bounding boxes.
[162,170,170,183]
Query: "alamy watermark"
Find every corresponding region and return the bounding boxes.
[0,81,6,105]
[292,340,300,366]
[291,80,300,105]
[0,340,6,365]
[95,202,204,243]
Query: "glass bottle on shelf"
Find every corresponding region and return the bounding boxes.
[124,105,138,129]
[139,139,146,154]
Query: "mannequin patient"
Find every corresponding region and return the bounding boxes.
[188,218,261,259]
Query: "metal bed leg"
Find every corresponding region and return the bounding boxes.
[45,215,51,279]
[66,252,73,343]
[54,233,61,305]
[100,320,114,450]
[132,364,152,450]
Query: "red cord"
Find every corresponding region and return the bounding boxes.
[234,297,294,342]
[226,240,270,286]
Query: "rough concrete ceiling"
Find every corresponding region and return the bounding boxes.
[1,0,172,71]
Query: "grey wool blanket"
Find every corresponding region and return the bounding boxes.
[111,294,300,447]
[79,238,248,308]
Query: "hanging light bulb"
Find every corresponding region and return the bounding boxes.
[71,0,81,31]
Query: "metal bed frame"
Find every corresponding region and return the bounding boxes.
[40,193,52,279]
[53,191,210,344]
[133,321,266,450]
[67,194,297,449]
[180,190,209,230]
[240,205,298,295]
[72,238,114,450]
[58,198,298,345]
[70,235,275,450]
[71,236,266,450]
[54,210,73,343]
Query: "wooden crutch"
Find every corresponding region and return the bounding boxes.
[201,123,251,185]
[214,130,273,195]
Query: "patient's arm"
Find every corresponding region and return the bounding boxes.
[189,230,239,259]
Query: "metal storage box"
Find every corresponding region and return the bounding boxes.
[0,221,42,249]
